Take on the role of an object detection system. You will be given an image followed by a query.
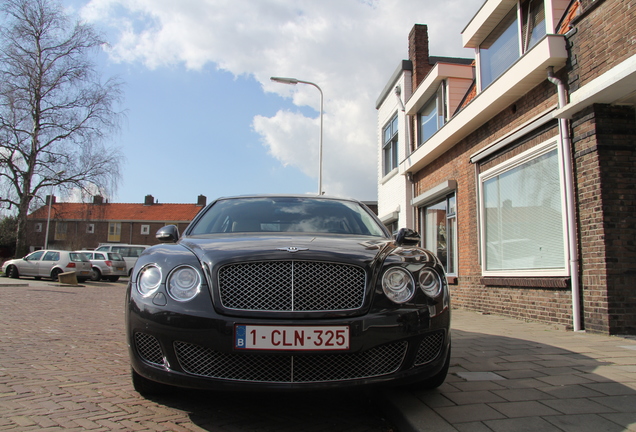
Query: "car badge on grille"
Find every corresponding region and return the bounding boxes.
[277,247,309,253]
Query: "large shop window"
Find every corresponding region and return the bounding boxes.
[479,0,546,89]
[382,114,399,176]
[421,193,457,275]
[480,143,566,275]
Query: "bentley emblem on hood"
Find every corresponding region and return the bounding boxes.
[277,247,309,253]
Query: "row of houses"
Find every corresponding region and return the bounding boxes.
[26,194,207,252]
[376,0,635,334]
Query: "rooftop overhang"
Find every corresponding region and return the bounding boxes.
[554,53,636,119]
[462,0,517,48]
[405,63,475,115]
[400,35,568,175]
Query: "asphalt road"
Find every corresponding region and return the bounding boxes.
[0,277,397,431]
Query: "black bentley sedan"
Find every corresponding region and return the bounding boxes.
[127,195,450,395]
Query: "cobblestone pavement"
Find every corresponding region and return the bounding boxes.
[0,279,395,431]
[382,310,636,432]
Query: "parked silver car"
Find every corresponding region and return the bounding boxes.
[95,244,149,276]
[2,250,92,282]
[78,250,127,282]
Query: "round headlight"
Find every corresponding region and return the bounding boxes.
[382,267,415,304]
[138,265,162,296]
[167,266,201,302]
[419,268,442,297]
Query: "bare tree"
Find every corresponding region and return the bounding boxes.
[0,0,124,256]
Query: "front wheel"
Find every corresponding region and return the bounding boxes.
[6,265,19,279]
[107,276,120,282]
[131,369,172,397]
[419,346,451,390]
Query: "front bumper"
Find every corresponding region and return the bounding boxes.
[126,284,450,391]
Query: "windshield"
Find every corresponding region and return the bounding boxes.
[188,197,387,237]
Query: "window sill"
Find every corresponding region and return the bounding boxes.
[481,277,570,289]
[380,168,399,184]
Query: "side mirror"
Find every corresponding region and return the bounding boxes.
[394,228,421,247]
[156,225,179,243]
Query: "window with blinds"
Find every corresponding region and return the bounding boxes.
[480,142,566,274]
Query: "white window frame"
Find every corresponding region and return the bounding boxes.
[417,83,446,146]
[34,223,42,233]
[478,138,568,277]
[141,225,150,235]
[86,224,95,234]
[382,114,399,176]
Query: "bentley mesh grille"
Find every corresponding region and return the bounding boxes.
[218,261,366,312]
[135,332,164,366]
[414,331,444,366]
[174,341,407,383]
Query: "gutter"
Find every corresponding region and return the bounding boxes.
[547,67,582,332]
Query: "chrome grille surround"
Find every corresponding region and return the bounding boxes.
[174,341,407,383]
[135,332,165,366]
[414,331,445,366]
[218,261,366,312]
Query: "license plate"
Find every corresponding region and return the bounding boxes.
[115,267,125,271]
[235,325,349,351]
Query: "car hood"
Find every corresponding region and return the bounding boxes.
[179,234,394,268]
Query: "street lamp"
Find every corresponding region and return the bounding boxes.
[270,77,324,195]
[44,170,65,249]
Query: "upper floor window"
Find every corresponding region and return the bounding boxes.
[479,0,546,89]
[382,114,399,175]
[418,84,446,146]
[54,222,67,241]
[108,222,121,242]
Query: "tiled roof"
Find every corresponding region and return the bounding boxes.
[28,202,204,222]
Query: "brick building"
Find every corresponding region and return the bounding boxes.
[26,194,207,252]
[377,0,635,334]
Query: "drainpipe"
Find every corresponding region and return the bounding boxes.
[395,86,416,231]
[547,66,582,332]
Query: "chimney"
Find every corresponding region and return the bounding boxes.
[45,195,56,206]
[197,195,207,206]
[144,194,154,206]
[408,24,432,91]
[93,195,104,205]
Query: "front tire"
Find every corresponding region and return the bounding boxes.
[6,265,19,279]
[419,346,451,389]
[107,276,120,282]
[131,369,172,397]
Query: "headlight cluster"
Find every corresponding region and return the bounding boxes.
[381,266,442,304]
[137,264,202,302]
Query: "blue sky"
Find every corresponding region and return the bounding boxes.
[62,0,484,205]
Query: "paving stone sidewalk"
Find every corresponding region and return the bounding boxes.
[383,309,636,432]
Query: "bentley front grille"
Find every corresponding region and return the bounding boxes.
[135,332,165,366]
[174,341,407,383]
[218,261,366,312]
[414,331,444,366]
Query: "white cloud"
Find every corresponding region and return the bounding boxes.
[81,0,483,200]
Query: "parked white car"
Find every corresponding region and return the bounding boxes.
[2,250,92,282]
[94,244,150,276]
[78,250,127,282]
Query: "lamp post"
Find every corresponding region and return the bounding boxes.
[270,77,324,195]
[44,170,65,249]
